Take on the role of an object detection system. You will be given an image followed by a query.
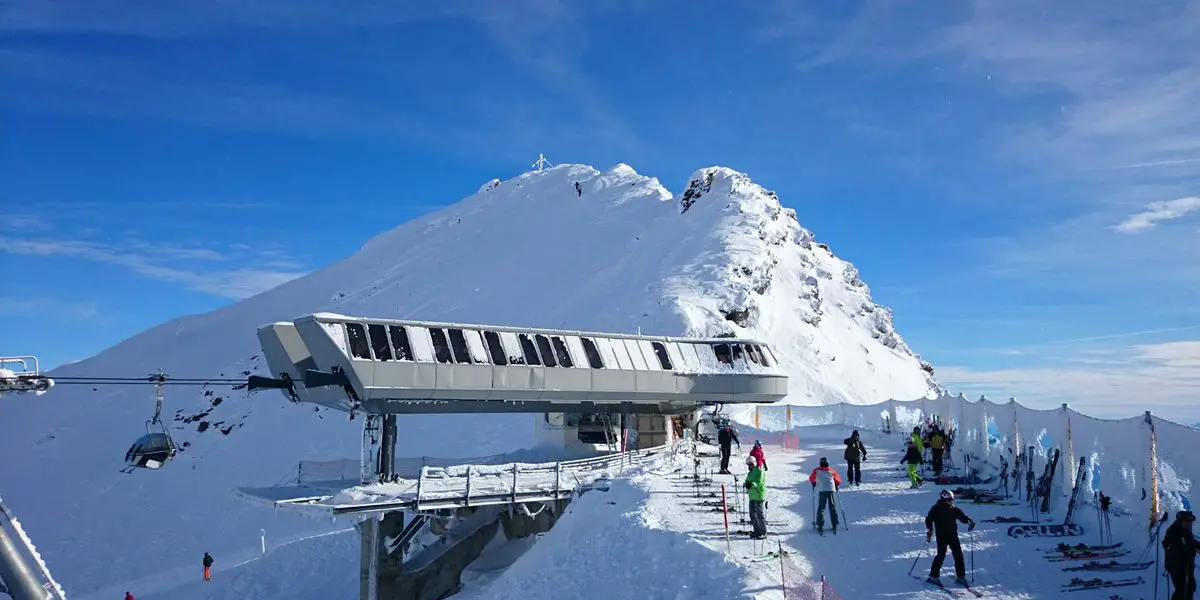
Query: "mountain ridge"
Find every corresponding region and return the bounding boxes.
[0,161,938,596]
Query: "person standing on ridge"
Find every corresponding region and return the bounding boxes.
[744,455,767,539]
[1162,510,1196,600]
[843,430,867,486]
[717,421,741,474]
[202,552,214,582]
[925,489,975,587]
[750,440,768,470]
[928,427,948,476]
[809,457,842,534]
[901,440,923,488]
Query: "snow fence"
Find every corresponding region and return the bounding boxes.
[753,393,1196,533]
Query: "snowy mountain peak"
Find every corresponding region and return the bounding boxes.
[0,161,937,596]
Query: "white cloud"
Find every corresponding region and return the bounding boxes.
[0,298,100,321]
[0,235,307,300]
[1114,197,1200,233]
[939,340,1200,422]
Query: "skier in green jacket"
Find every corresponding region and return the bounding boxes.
[744,455,767,539]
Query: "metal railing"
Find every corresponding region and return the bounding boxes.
[320,442,685,515]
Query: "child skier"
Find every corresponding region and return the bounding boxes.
[744,455,767,539]
[925,490,975,587]
[901,440,923,488]
[750,440,768,470]
[809,457,842,533]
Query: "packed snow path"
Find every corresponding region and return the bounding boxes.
[645,426,1160,599]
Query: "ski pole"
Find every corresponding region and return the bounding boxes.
[811,486,816,528]
[908,538,930,576]
[835,485,849,531]
[969,528,975,585]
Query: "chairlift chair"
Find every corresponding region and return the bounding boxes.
[122,371,178,472]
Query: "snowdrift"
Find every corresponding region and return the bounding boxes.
[0,163,937,594]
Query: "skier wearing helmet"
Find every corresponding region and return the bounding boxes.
[749,440,768,470]
[743,455,767,538]
[925,489,976,587]
[808,457,843,534]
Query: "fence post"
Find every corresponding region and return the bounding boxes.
[1062,404,1075,490]
[721,484,731,555]
[1011,398,1020,458]
[754,406,761,429]
[465,465,473,507]
[415,466,425,511]
[1144,411,1159,533]
[512,464,519,504]
[785,405,792,431]
[554,461,562,497]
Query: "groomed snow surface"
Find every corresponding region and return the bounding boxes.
[106,426,1169,599]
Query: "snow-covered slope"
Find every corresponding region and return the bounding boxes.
[0,163,937,595]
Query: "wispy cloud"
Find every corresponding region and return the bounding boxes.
[0,235,307,299]
[939,340,1200,421]
[0,0,643,160]
[1114,197,1200,233]
[0,298,100,321]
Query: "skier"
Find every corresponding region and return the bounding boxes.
[744,455,767,539]
[202,552,214,582]
[925,490,975,587]
[750,440,768,470]
[717,421,741,474]
[125,593,135,600]
[843,430,867,486]
[1162,510,1196,600]
[928,427,947,476]
[574,181,582,196]
[901,440,923,488]
[809,457,842,533]
[911,426,925,455]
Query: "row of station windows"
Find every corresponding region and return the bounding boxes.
[339,322,773,371]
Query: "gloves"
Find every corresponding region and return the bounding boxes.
[744,481,752,490]
[811,482,817,489]
[926,530,933,542]
[764,466,769,471]
[968,520,976,532]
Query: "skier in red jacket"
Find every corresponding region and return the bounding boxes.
[125,593,135,600]
[749,440,768,470]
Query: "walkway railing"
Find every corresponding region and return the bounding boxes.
[277,442,688,516]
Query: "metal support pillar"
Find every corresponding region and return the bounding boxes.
[0,525,50,600]
[377,414,397,482]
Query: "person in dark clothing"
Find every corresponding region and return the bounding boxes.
[925,489,975,586]
[717,422,741,474]
[901,441,923,488]
[843,430,867,486]
[928,427,948,475]
[1163,510,1197,600]
[203,552,214,582]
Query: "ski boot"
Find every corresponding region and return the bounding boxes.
[954,576,969,586]
[926,576,941,585]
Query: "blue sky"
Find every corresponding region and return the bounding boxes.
[2,0,1198,420]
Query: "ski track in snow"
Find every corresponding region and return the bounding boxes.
[0,163,939,595]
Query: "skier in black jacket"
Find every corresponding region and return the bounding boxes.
[716,421,740,474]
[1163,510,1196,600]
[925,489,975,587]
[843,430,867,486]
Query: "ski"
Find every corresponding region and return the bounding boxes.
[1040,542,1124,553]
[1063,456,1088,526]
[1061,576,1144,592]
[1062,560,1154,572]
[1045,549,1130,562]
[911,575,967,597]
[1040,448,1061,513]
